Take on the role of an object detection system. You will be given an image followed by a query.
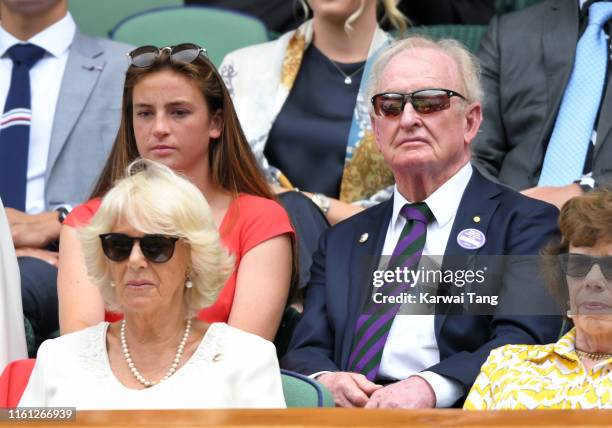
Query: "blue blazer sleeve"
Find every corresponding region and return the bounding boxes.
[281,231,340,375]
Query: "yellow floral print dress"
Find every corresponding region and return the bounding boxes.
[464,329,611,409]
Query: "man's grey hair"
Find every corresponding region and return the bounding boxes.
[366,35,484,114]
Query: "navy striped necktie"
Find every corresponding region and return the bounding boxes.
[0,43,46,210]
[348,202,433,381]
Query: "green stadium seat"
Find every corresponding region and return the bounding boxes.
[109,6,269,66]
[495,0,545,15]
[281,370,335,407]
[408,25,488,54]
[68,0,183,38]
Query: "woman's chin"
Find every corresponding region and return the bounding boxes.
[119,294,161,312]
[574,314,612,333]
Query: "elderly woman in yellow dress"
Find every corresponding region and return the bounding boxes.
[464,190,612,410]
[18,159,285,409]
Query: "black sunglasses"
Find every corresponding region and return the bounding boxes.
[371,89,467,117]
[99,233,179,263]
[127,43,208,68]
[561,253,612,281]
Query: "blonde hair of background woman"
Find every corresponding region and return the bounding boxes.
[300,0,408,34]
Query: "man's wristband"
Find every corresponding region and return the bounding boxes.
[55,206,70,224]
[311,193,331,215]
[574,176,595,193]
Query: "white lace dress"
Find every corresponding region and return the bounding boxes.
[18,322,286,409]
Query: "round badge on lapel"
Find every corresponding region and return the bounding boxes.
[457,228,486,250]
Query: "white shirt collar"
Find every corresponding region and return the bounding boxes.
[580,0,587,10]
[390,162,473,230]
[0,12,75,58]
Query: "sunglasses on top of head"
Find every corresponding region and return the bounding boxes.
[127,43,208,68]
[561,253,612,281]
[99,233,180,263]
[371,88,467,117]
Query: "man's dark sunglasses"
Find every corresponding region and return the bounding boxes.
[127,43,208,68]
[561,253,612,281]
[99,233,179,263]
[371,88,467,117]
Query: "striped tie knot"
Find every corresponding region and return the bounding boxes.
[400,202,433,225]
[7,44,46,69]
[391,202,432,264]
[588,2,612,27]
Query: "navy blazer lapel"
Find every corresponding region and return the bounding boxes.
[340,198,393,368]
[536,0,579,174]
[443,170,500,256]
[435,169,501,338]
[47,31,107,177]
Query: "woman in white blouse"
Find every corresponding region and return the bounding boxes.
[0,197,27,368]
[19,159,285,409]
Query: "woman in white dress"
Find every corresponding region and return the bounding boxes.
[18,159,286,409]
[0,197,27,368]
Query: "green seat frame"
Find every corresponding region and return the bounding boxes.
[109,5,269,66]
[408,25,488,54]
[281,369,334,408]
[68,0,183,38]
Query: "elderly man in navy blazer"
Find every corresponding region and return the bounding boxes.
[281,36,563,408]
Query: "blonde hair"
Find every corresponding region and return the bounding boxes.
[366,36,484,113]
[80,159,234,316]
[300,0,408,34]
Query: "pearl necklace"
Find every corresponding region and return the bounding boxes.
[120,318,192,388]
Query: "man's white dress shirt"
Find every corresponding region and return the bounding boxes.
[377,162,473,407]
[0,13,75,214]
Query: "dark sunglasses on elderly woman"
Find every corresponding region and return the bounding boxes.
[561,253,612,280]
[127,43,208,68]
[371,89,467,117]
[99,233,179,263]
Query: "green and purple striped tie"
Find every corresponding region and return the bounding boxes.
[348,202,433,381]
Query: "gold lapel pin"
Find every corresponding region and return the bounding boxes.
[473,216,481,223]
[359,233,369,243]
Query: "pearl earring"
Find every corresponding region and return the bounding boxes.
[110,281,116,288]
[185,276,193,289]
[566,310,573,319]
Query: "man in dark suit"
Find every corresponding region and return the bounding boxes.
[282,36,562,408]
[0,0,130,343]
[472,0,612,209]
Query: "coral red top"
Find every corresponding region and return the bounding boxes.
[64,194,294,323]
